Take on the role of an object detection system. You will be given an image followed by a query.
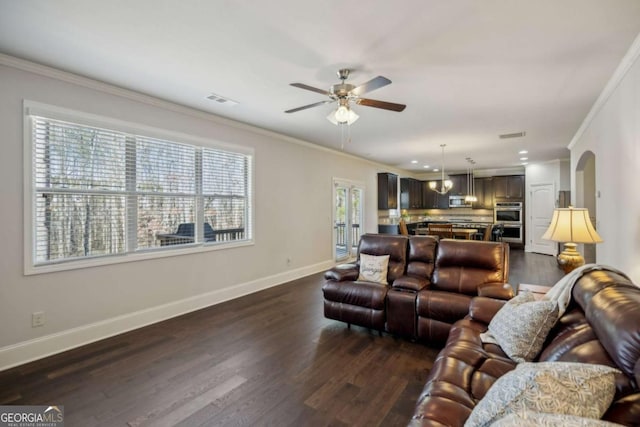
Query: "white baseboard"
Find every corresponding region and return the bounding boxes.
[0,260,334,371]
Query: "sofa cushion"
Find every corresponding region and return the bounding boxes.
[491,411,625,427]
[393,236,438,291]
[432,240,509,295]
[322,281,387,310]
[416,290,473,344]
[406,235,438,278]
[357,253,389,284]
[487,292,558,362]
[464,362,620,427]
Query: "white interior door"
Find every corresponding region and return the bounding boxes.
[333,179,364,262]
[529,183,556,255]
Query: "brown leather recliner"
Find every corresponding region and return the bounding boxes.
[410,269,640,427]
[324,235,512,344]
[416,239,511,345]
[323,234,408,331]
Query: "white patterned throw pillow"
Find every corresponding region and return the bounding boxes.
[464,362,620,427]
[488,291,558,362]
[491,411,625,427]
[357,254,390,284]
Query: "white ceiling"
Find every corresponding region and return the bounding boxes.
[1,0,639,174]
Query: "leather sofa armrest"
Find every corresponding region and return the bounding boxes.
[324,263,359,282]
[468,296,508,324]
[392,275,429,292]
[478,282,514,300]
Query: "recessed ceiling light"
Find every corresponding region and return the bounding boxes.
[423,165,430,169]
[433,168,439,172]
[520,157,528,161]
[521,162,528,166]
[411,160,418,164]
[519,150,528,154]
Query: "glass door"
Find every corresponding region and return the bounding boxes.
[333,179,364,262]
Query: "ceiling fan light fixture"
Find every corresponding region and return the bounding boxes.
[326,105,359,125]
[287,69,405,127]
[335,105,350,122]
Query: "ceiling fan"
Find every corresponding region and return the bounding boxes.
[285,69,406,125]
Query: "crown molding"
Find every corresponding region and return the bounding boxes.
[568,32,640,150]
[0,53,409,176]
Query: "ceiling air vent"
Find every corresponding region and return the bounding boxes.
[499,131,526,139]
[206,93,238,106]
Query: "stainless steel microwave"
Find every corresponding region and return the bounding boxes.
[449,195,472,208]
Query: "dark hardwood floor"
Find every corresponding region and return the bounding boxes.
[508,247,565,288]
[0,248,564,426]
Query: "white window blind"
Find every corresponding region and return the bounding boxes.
[30,113,252,269]
[134,137,197,249]
[202,148,249,242]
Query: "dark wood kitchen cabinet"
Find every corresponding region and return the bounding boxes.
[377,173,398,210]
[422,180,449,209]
[400,178,423,209]
[448,174,469,196]
[493,175,524,200]
[472,177,494,209]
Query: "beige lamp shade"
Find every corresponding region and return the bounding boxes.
[542,207,603,243]
[542,207,602,273]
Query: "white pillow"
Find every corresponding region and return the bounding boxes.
[491,411,625,427]
[357,254,390,284]
[464,362,620,427]
[488,291,558,362]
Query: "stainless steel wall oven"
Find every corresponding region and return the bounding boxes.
[494,202,523,244]
[494,201,522,223]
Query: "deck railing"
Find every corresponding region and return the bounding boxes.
[156,227,245,246]
[335,223,360,247]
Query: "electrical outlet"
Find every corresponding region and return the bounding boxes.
[32,311,45,328]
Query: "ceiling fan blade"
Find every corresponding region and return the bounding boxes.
[351,76,391,96]
[285,100,333,113]
[290,83,332,96]
[356,98,406,112]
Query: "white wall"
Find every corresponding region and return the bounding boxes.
[0,60,398,369]
[525,161,562,193]
[569,35,640,283]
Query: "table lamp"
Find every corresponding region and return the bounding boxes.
[541,206,603,273]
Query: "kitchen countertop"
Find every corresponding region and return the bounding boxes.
[379,215,494,225]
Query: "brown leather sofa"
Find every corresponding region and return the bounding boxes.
[322,234,512,343]
[410,269,640,426]
[323,234,409,331]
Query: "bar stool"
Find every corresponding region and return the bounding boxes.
[473,224,493,241]
[492,223,504,242]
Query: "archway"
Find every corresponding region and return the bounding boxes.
[575,151,596,263]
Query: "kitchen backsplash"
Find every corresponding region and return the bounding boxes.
[379,208,494,224]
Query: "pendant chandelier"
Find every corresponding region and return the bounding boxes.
[465,158,477,203]
[429,144,453,194]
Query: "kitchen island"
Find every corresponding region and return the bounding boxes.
[378,215,493,239]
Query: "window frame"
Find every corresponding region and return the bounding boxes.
[23,100,255,275]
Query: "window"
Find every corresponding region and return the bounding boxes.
[26,103,253,273]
